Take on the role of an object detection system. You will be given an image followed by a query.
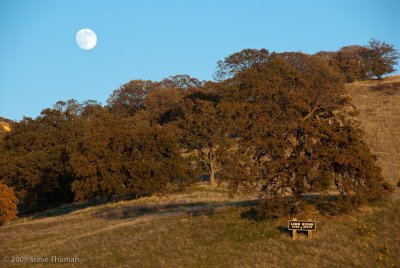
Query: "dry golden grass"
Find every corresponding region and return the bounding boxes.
[347,75,400,186]
[1,184,399,267]
[0,122,11,134]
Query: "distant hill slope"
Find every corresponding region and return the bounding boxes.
[0,116,13,134]
[347,75,400,186]
[0,121,11,133]
[0,121,12,139]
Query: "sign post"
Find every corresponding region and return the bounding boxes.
[288,218,316,240]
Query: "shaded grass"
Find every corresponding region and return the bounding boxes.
[369,81,400,95]
[93,199,259,220]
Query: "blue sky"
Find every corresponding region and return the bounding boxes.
[0,0,399,121]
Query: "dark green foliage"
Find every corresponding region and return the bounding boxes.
[0,99,194,211]
[69,111,194,203]
[0,108,78,212]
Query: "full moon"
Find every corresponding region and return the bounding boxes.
[76,28,97,50]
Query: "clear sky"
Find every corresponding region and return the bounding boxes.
[0,0,399,121]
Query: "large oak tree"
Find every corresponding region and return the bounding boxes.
[218,53,389,216]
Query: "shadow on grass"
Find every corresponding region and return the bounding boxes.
[93,200,260,221]
[239,193,349,224]
[302,193,346,216]
[277,225,291,235]
[369,82,400,95]
[29,192,351,221]
[240,207,265,221]
[31,199,107,219]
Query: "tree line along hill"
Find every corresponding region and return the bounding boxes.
[0,39,399,225]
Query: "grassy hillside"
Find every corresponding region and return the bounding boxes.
[347,75,400,186]
[1,77,400,267]
[1,184,399,267]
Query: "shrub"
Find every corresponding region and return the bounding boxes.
[258,197,304,219]
[0,181,18,225]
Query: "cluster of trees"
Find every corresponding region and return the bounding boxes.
[316,39,399,82]
[0,39,397,220]
[0,99,195,212]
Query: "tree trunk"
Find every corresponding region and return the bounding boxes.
[209,160,216,188]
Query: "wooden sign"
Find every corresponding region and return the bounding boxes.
[288,220,316,231]
[288,218,316,239]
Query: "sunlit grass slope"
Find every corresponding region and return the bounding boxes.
[1,183,399,267]
[347,75,400,186]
